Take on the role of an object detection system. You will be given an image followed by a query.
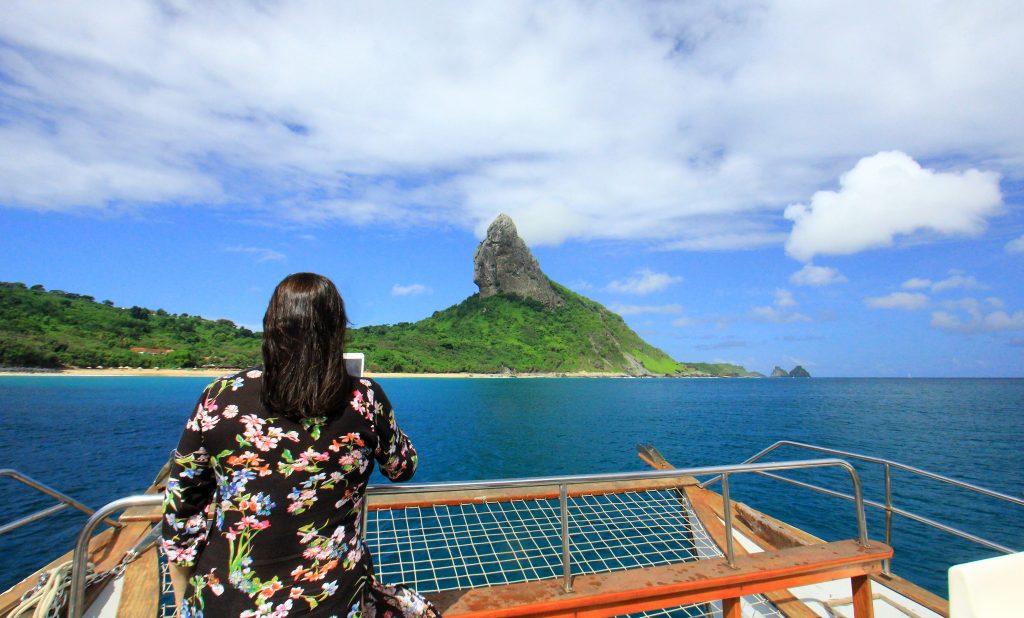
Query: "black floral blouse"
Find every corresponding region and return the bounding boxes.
[161,369,438,618]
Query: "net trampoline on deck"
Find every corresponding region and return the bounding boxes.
[365,488,784,618]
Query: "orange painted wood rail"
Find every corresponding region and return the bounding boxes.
[427,538,892,618]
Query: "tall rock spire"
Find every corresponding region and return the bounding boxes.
[473,214,565,308]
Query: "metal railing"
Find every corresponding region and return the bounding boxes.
[0,469,121,535]
[69,494,163,618]
[698,440,1024,574]
[364,458,869,591]
[69,458,867,616]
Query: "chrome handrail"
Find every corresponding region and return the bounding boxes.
[0,469,122,535]
[70,458,868,615]
[698,440,1023,573]
[69,494,163,618]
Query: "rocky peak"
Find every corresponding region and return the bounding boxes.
[770,366,789,377]
[473,214,565,308]
[789,365,811,378]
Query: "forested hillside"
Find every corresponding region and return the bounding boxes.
[349,283,750,376]
[0,282,260,368]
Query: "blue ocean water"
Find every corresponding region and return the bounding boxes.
[0,376,1021,597]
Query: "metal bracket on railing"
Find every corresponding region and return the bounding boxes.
[721,473,738,568]
[559,483,573,593]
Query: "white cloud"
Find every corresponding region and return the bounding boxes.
[1005,235,1024,253]
[940,297,982,313]
[790,263,847,286]
[864,292,929,310]
[930,296,1024,332]
[610,303,682,316]
[751,306,811,323]
[774,288,796,308]
[224,246,285,263]
[607,269,682,295]
[931,274,980,292]
[747,286,808,322]
[901,272,982,293]
[391,283,431,296]
[1,3,1022,247]
[671,316,696,327]
[901,278,932,289]
[931,310,1024,333]
[785,151,1002,261]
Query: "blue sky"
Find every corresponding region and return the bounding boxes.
[1,1,1023,377]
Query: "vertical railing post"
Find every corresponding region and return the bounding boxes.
[721,473,737,568]
[883,463,893,574]
[560,483,573,592]
[359,495,369,538]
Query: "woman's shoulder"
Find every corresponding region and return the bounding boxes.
[350,375,387,396]
[200,367,264,397]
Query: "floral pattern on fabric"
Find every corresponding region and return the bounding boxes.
[161,369,435,618]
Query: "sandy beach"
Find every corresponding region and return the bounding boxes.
[0,368,635,378]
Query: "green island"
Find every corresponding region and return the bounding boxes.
[0,216,759,377]
[0,281,751,377]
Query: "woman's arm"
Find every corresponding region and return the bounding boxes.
[160,386,218,609]
[169,563,193,613]
[367,381,418,482]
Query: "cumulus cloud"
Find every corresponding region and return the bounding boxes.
[900,272,982,293]
[391,283,431,296]
[785,151,1003,261]
[0,3,1021,247]
[751,288,809,322]
[224,246,286,263]
[774,289,796,308]
[931,310,1024,332]
[1006,235,1024,253]
[864,292,929,310]
[901,278,932,289]
[607,269,682,295]
[931,274,981,292]
[751,306,812,323]
[790,263,847,286]
[610,303,682,316]
[930,297,1024,332]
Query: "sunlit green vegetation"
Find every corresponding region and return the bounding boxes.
[0,282,260,368]
[0,281,751,376]
[348,283,751,376]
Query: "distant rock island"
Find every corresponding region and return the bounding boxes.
[771,365,812,378]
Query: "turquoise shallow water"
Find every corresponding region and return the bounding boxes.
[1,376,1021,596]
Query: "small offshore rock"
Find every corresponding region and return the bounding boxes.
[789,365,811,378]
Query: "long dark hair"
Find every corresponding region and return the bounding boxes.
[261,273,350,420]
